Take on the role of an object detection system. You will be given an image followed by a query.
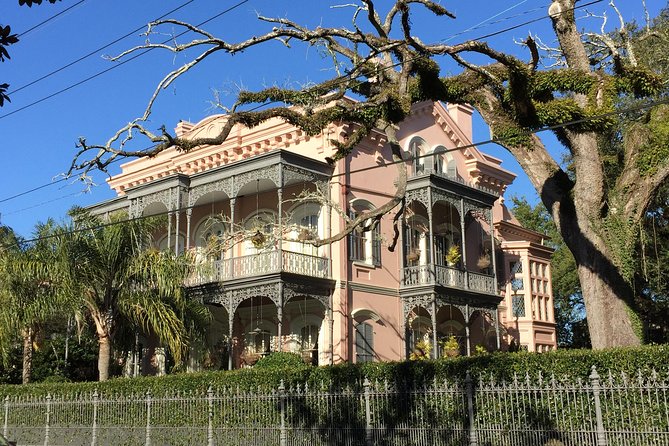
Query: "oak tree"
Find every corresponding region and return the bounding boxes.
[70,1,669,349]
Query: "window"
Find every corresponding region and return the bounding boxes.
[433,222,461,267]
[512,294,525,317]
[408,137,428,175]
[194,218,227,259]
[157,233,186,254]
[349,204,381,266]
[355,322,374,363]
[433,146,457,178]
[244,211,276,253]
[289,202,321,256]
[510,260,524,291]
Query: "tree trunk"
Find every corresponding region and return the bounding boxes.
[564,215,643,348]
[578,265,641,348]
[21,327,33,385]
[97,333,112,382]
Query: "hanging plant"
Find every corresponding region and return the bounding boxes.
[297,228,314,241]
[445,245,461,266]
[477,253,491,270]
[251,229,267,248]
[407,249,421,262]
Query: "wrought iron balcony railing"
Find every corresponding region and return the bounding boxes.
[401,264,495,294]
[186,250,331,287]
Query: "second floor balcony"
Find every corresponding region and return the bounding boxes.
[186,249,331,287]
[401,264,496,295]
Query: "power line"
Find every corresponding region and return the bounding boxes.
[9,0,199,96]
[17,0,86,38]
[0,0,251,120]
[5,94,667,247]
[0,0,590,120]
[0,0,607,207]
[0,144,155,204]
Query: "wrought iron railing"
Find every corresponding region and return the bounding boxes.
[401,264,434,286]
[410,166,499,196]
[187,250,331,286]
[401,264,494,294]
[467,271,496,294]
[435,264,466,288]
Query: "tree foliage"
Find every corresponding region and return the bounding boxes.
[68,1,669,348]
[58,210,210,381]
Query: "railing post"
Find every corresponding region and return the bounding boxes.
[91,390,99,446]
[589,366,608,446]
[279,380,287,446]
[3,395,8,438]
[145,390,152,446]
[465,372,478,446]
[207,386,214,446]
[364,378,373,446]
[44,393,51,446]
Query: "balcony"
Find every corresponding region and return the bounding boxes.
[401,264,496,295]
[186,250,331,287]
[409,166,499,196]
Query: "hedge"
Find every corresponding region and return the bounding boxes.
[1,344,667,397]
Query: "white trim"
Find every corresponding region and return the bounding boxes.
[351,308,382,322]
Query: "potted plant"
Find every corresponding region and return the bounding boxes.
[445,245,461,266]
[409,339,432,360]
[440,335,460,358]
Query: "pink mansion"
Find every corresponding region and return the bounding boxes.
[89,101,557,370]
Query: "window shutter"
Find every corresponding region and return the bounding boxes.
[372,224,381,266]
[355,322,374,363]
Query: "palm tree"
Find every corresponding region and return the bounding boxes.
[60,210,207,381]
[0,222,67,384]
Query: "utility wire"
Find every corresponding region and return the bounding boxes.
[0,0,564,203]
[0,0,606,206]
[17,0,86,38]
[0,0,596,120]
[9,0,199,96]
[0,0,251,120]
[4,94,667,247]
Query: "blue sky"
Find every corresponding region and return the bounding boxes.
[0,0,663,237]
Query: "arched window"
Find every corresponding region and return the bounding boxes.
[349,200,381,266]
[352,309,380,364]
[244,211,276,253]
[408,137,429,175]
[157,233,186,255]
[433,146,457,178]
[433,222,461,267]
[194,217,227,259]
[288,202,322,255]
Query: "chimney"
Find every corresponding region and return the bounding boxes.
[175,120,194,137]
[446,103,474,141]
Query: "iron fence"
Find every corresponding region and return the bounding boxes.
[2,366,667,445]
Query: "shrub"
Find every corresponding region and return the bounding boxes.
[254,352,308,369]
[0,344,666,397]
